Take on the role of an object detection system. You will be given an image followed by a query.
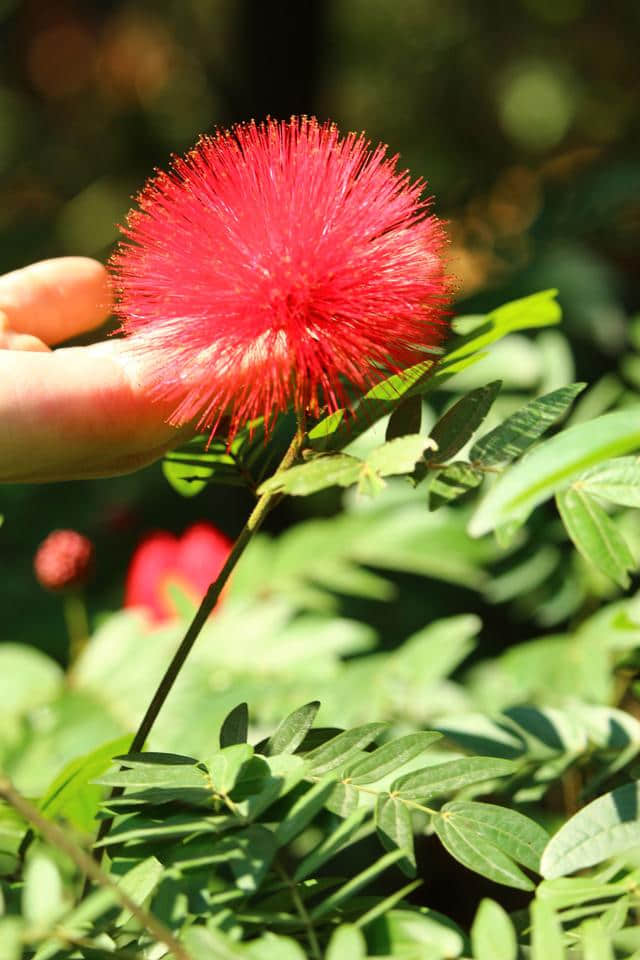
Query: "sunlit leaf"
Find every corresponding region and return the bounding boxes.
[556,488,635,588]
[470,382,586,467]
[469,409,640,537]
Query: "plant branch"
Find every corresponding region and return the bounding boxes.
[0,776,190,960]
[275,856,322,960]
[91,423,306,861]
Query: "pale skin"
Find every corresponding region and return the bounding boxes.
[0,257,186,482]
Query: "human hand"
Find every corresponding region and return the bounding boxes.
[0,257,187,482]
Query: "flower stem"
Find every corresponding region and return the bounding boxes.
[90,423,305,864]
[64,590,89,664]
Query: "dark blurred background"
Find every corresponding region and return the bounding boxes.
[1,0,639,658]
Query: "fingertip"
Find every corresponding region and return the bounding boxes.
[0,256,113,345]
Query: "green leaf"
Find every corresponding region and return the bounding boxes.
[293,806,369,882]
[556,488,636,588]
[308,359,437,452]
[274,777,336,847]
[96,758,207,790]
[22,854,66,929]
[258,454,362,496]
[576,456,640,508]
[113,855,164,926]
[434,801,548,890]
[227,825,277,893]
[0,918,22,960]
[469,408,640,537]
[39,735,133,831]
[309,848,408,920]
[429,461,483,511]
[386,394,422,440]
[581,918,614,960]
[162,456,215,497]
[541,782,640,879]
[326,924,367,960]
[470,383,587,467]
[375,793,416,877]
[207,744,254,794]
[0,645,63,715]
[264,702,320,756]
[366,436,435,476]
[445,290,561,365]
[303,723,388,775]
[531,900,565,960]
[471,899,517,960]
[429,381,502,463]
[344,731,442,785]
[220,702,249,748]
[391,757,515,801]
[246,934,307,960]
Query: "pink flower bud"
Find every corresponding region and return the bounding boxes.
[34,529,94,592]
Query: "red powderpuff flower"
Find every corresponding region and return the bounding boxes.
[34,529,94,592]
[124,522,233,624]
[111,117,450,439]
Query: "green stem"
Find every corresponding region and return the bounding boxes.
[63,590,89,664]
[275,856,322,960]
[90,423,306,863]
[0,776,190,960]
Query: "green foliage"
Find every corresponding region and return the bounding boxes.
[5,289,640,957]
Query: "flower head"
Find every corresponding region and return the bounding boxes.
[124,522,232,623]
[112,117,450,438]
[34,529,94,592]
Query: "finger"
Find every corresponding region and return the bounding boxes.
[0,258,112,346]
[0,341,186,482]
[0,314,50,352]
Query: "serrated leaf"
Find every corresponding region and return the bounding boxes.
[345,731,442,785]
[541,782,640,879]
[576,456,640,508]
[264,702,320,757]
[303,723,389,775]
[435,801,548,890]
[386,395,422,440]
[429,461,483,510]
[471,899,517,960]
[220,702,249,748]
[326,924,367,960]
[470,382,586,467]
[556,488,635,588]
[274,777,336,847]
[293,806,369,882]
[429,381,502,463]
[531,900,565,960]
[375,793,416,877]
[391,757,515,801]
[469,408,640,537]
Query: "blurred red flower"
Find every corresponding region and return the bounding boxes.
[34,529,94,593]
[124,522,232,624]
[112,117,450,439]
